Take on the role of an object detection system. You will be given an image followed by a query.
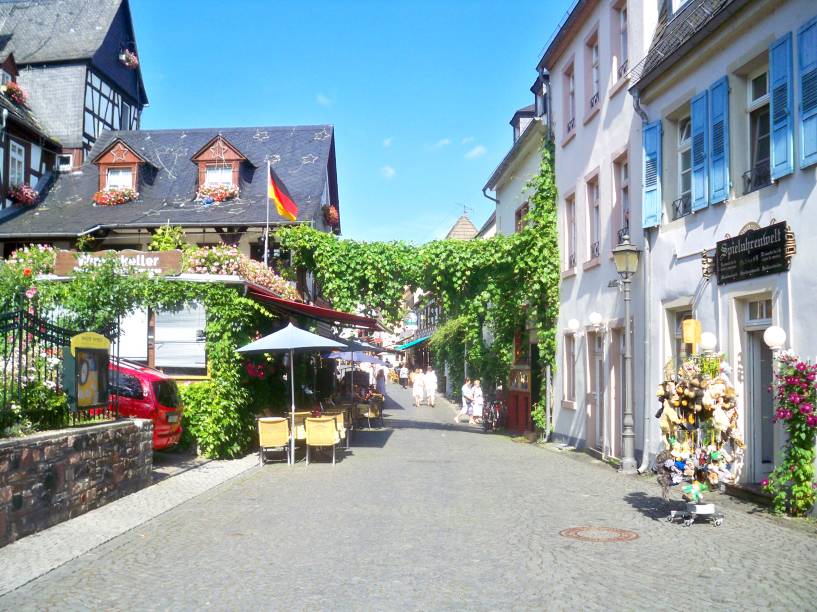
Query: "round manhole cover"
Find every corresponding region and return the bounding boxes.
[559,527,639,542]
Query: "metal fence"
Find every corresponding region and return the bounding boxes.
[0,310,119,434]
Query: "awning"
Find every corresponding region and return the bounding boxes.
[246,283,382,331]
[394,335,430,351]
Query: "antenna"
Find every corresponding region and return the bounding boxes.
[455,202,474,216]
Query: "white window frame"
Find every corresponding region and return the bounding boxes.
[747,298,773,326]
[588,178,600,258]
[9,140,25,188]
[591,41,600,98]
[747,67,771,178]
[0,70,11,85]
[56,155,73,172]
[566,196,576,268]
[672,309,694,366]
[619,6,628,68]
[204,164,233,186]
[106,167,132,189]
[677,116,692,201]
[564,333,576,402]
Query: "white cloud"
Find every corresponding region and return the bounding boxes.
[464,144,487,159]
[431,138,451,149]
[461,136,475,144]
[381,165,396,179]
[383,137,393,148]
[316,93,334,107]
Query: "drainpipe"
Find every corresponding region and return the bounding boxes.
[638,227,653,473]
[633,88,653,474]
[481,186,498,205]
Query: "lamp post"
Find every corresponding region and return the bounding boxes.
[763,326,787,413]
[612,234,641,474]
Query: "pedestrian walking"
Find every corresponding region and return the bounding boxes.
[412,368,425,407]
[424,367,438,407]
[456,378,472,423]
[376,368,386,395]
[399,364,409,388]
[470,379,484,425]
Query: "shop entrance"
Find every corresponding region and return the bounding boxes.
[747,329,775,482]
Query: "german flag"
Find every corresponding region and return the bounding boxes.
[268,166,298,222]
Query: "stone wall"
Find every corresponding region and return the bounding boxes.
[0,419,153,547]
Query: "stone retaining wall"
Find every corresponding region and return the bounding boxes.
[0,419,153,547]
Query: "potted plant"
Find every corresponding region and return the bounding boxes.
[93,187,139,206]
[196,184,239,204]
[118,49,139,69]
[8,183,38,206]
[2,81,27,105]
[322,204,339,228]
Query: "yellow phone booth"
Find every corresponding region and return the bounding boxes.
[63,332,111,413]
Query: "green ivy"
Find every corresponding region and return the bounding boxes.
[277,138,560,418]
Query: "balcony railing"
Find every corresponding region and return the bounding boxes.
[617,59,629,79]
[617,225,630,245]
[589,92,600,109]
[672,194,692,220]
[742,160,771,195]
[566,117,576,133]
[591,241,600,258]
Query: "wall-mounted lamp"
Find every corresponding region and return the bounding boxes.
[567,318,580,334]
[763,325,787,351]
[588,312,603,328]
[700,332,718,353]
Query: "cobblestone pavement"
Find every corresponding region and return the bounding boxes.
[2,383,816,610]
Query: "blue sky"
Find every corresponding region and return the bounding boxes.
[132,0,572,243]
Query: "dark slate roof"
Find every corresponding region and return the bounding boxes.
[0,0,122,64]
[0,125,337,238]
[629,0,745,91]
[0,90,56,143]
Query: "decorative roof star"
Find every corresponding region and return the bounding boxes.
[209,140,229,160]
[253,130,270,142]
[313,128,330,141]
[110,144,128,162]
[302,154,318,164]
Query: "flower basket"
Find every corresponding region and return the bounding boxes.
[2,82,27,105]
[196,184,238,204]
[93,187,139,206]
[119,49,139,69]
[8,183,38,206]
[322,204,339,228]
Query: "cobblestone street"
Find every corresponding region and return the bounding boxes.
[3,383,817,610]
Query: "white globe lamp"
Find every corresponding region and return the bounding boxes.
[763,326,787,351]
[567,318,581,334]
[589,312,603,328]
[700,332,718,353]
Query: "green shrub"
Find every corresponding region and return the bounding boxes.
[179,379,253,459]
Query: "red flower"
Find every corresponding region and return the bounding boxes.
[22,268,31,278]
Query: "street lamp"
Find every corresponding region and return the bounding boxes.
[612,234,641,474]
[567,318,581,334]
[763,325,786,351]
[589,312,603,328]
[700,332,718,353]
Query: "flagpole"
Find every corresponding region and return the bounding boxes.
[264,159,270,266]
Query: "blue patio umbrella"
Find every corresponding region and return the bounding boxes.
[238,323,345,464]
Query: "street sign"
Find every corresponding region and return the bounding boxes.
[715,222,790,285]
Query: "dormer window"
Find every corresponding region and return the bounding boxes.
[106,167,133,189]
[92,139,150,192]
[0,70,12,85]
[191,135,252,194]
[205,164,233,186]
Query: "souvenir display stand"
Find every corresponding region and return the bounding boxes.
[654,353,745,527]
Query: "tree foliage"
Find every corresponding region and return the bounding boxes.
[278,139,560,406]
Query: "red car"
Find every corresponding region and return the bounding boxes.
[109,361,183,450]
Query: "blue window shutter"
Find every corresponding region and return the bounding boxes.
[708,77,730,204]
[691,90,709,211]
[769,33,794,179]
[799,16,817,168]
[642,120,662,228]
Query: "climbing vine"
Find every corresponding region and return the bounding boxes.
[763,354,817,516]
[278,138,560,406]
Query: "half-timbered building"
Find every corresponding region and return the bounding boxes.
[0,0,147,169]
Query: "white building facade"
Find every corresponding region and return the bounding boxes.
[541,0,658,460]
[631,0,817,483]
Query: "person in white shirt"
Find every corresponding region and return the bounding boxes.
[424,367,438,407]
[412,368,425,407]
[456,378,472,423]
[399,365,409,388]
[470,379,484,425]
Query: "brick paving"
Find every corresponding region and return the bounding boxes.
[2,383,816,610]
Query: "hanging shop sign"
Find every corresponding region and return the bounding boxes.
[54,249,183,277]
[715,222,792,285]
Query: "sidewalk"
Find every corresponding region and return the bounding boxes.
[0,452,258,595]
